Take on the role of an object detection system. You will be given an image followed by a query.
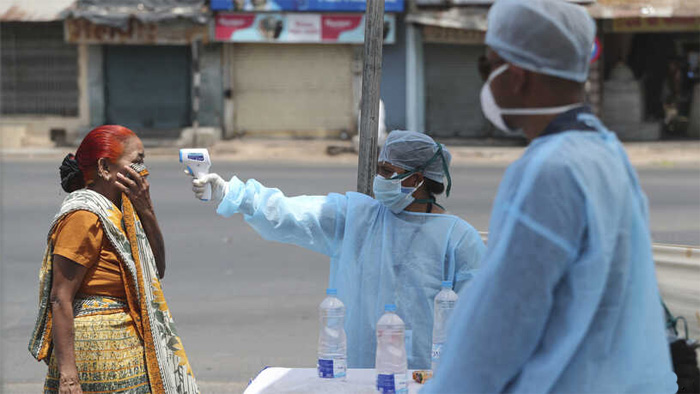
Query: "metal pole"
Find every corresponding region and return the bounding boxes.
[356,0,385,196]
[191,39,201,144]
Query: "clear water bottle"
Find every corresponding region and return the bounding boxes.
[376,304,408,394]
[431,281,459,371]
[317,288,347,380]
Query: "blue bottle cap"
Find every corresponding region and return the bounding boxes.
[442,281,453,288]
[384,304,397,312]
[326,288,337,296]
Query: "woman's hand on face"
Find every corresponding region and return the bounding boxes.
[59,375,83,394]
[115,166,153,214]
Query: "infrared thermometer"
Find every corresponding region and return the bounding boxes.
[179,148,212,201]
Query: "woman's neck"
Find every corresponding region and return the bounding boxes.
[88,183,122,208]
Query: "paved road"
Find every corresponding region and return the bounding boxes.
[1,159,698,391]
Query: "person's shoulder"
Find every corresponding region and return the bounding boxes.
[52,209,103,241]
[345,191,379,204]
[343,192,385,214]
[548,132,627,181]
[527,133,595,180]
[544,131,614,160]
[522,133,626,205]
[60,210,100,227]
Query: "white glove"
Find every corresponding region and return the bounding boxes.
[192,173,228,202]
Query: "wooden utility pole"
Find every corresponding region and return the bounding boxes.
[356,0,385,196]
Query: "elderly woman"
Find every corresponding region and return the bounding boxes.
[190,130,485,370]
[29,126,198,394]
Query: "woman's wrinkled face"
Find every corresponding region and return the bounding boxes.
[97,136,145,187]
[117,136,146,170]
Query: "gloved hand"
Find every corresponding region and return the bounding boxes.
[191,173,228,202]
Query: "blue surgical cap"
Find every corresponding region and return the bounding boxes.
[379,130,452,185]
[485,0,596,82]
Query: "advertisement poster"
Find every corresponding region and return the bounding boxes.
[215,13,396,44]
[211,0,404,13]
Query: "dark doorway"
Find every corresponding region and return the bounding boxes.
[104,45,191,138]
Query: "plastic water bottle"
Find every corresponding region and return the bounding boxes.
[317,288,347,380]
[376,304,408,394]
[431,281,459,371]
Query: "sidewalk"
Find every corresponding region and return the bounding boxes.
[2,138,699,168]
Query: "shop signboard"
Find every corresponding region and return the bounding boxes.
[65,18,208,44]
[214,13,396,43]
[612,17,700,33]
[422,25,485,44]
[211,0,404,13]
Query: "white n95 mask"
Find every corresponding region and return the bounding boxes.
[373,174,422,214]
[480,64,583,135]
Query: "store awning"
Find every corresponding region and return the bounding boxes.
[586,0,700,18]
[61,0,208,29]
[406,7,489,31]
[408,0,700,34]
[0,0,76,21]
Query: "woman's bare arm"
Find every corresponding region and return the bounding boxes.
[50,255,87,394]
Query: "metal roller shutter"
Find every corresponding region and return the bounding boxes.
[1,22,79,116]
[104,45,191,134]
[425,43,487,138]
[232,44,354,134]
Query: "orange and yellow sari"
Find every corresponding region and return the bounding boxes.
[29,189,198,393]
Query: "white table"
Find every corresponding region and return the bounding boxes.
[244,368,425,394]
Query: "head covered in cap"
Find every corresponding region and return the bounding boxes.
[485,0,596,82]
[379,130,452,194]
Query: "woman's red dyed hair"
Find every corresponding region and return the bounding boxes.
[75,125,136,184]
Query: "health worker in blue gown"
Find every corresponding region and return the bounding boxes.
[190,130,485,369]
[422,0,677,393]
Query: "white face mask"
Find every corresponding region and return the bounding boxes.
[373,173,423,214]
[480,64,584,135]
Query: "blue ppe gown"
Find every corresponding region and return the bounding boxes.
[423,109,677,393]
[216,178,485,369]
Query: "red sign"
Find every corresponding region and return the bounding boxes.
[321,15,363,40]
[215,14,256,40]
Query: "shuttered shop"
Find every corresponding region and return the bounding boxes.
[104,45,191,133]
[0,22,78,116]
[231,44,354,135]
[424,43,487,138]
